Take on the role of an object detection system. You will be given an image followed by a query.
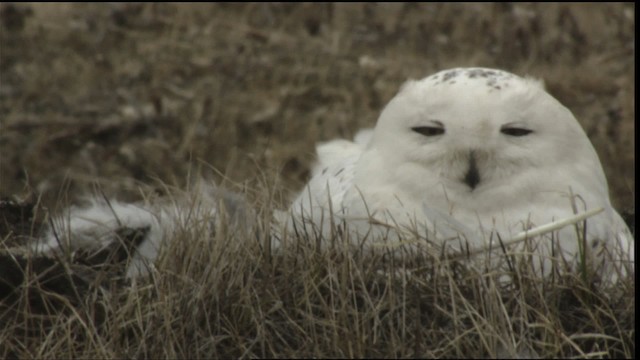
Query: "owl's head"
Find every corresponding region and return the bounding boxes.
[364,68,608,209]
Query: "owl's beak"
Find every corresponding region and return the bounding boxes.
[463,150,480,190]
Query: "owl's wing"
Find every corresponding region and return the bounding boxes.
[610,209,635,270]
[282,131,371,237]
[34,199,163,254]
[32,183,252,278]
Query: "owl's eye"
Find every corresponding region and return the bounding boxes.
[411,126,445,136]
[501,127,533,137]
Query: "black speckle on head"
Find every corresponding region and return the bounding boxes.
[467,69,499,79]
[464,68,514,91]
[486,78,503,91]
[441,70,459,83]
[429,68,516,90]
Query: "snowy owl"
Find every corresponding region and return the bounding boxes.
[281,67,634,281]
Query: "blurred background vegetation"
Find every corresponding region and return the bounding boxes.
[0,2,634,214]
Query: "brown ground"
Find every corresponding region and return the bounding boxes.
[0,3,635,214]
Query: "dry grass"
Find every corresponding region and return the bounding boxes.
[0,3,635,358]
[0,187,635,358]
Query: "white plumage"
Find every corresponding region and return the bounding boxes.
[281,67,634,281]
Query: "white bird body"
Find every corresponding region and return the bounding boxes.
[283,68,633,280]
